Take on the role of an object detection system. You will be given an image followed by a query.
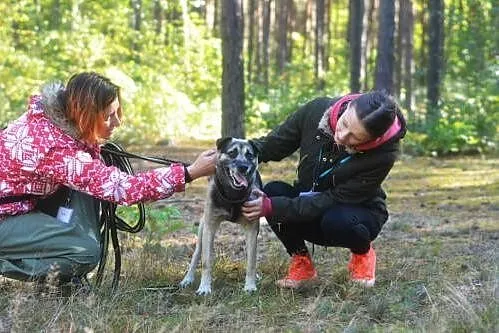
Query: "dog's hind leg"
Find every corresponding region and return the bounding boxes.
[196,218,221,295]
[243,221,259,292]
[179,215,205,288]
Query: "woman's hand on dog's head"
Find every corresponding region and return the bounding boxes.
[187,148,217,180]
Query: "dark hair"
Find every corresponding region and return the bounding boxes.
[351,91,399,138]
[63,72,122,144]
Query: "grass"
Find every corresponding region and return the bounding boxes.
[1,152,498,332]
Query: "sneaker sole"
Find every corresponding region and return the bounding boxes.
[276,275,318,289]
[351,278,375,287]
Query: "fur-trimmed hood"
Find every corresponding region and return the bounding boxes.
[40,82,80,139]
[317,103,335,137]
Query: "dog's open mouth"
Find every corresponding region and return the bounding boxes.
[228,168,249,189]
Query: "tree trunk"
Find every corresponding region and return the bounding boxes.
[153,0,163,35]
[315,0,326,89]
[50,0,61,30]
[130,0,142,54]
[349,0,365,93]
[400,0,414,120]
[130,0,142,31]
[374,0,395,93]
[426,0,444,125]
[260,0,271,91]
[394,0,402,98]
[418,0,427,90]
[363,0,376,91]
[221,0,245,138]
[276,0,290,75]
[287,0,295,64]
[325,0,332,72]
[247,0,257,85]
[214,0,221,36]
[303,0,313,58]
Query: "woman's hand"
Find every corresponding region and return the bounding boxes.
[186,148,217,181]
[242,189,268,222]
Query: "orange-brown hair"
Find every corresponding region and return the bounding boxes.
[64,72,122,144]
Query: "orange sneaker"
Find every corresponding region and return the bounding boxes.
[348,246,376,287]
[276,253,318,288]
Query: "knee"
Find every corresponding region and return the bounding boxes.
[72,237,101,268]
[84,238,102,267]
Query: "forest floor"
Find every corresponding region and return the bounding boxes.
[1,140,497,332]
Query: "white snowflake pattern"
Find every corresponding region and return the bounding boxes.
[0,180,8,193]
[4,124,34,163]
[63,151,92,181]
[101,169,132,202]
[157,169,174,194]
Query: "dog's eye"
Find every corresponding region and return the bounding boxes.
[245,151,254,160]
[228,150,238,158]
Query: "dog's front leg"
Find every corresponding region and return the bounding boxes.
[243,221,259,292]
[197,218,220,295]
[179,214,205,288]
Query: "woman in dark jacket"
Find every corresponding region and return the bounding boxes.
[242,91,406,288]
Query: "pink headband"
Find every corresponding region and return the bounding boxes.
[329,94,401,151]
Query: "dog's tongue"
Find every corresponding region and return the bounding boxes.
[234,172,248,188]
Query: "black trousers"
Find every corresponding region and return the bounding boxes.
[264,181,385,255]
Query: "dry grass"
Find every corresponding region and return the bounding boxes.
[1,146,498,332]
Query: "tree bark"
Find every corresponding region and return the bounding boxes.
[374,0,395,93]
[260,0,271,90]
[426,0,444,125]
[247,0,257,85]
[153,0,163,35]
[316,0,326,89]
[276,0,290,75]
[363,0,377,91]
[349,0,365,93]
[221,0,245,138]
[400,0,414,119]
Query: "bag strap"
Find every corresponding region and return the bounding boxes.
[0,194,36,205]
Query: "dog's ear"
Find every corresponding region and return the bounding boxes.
[248,140,261,156]
[216,137,233,151]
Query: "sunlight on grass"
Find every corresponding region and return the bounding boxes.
[1,154,497,331]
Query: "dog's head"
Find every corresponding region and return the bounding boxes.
[215,137,258,191]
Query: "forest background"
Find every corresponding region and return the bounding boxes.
[0,1,498,331]
[0,0,496,155]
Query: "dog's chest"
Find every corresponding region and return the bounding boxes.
[211,190,245,222]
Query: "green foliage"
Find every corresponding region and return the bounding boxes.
[404,92,498,155]
[0,0,496,155]
[116,205,184,243]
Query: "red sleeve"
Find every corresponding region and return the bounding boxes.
[36,147,186,205]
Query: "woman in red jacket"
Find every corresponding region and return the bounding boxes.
[0,72,216,286]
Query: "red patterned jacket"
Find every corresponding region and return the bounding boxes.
[0,84,185,220]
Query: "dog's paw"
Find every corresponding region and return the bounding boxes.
[195,285,212,296]
[243,282,257,293]
[179,276,194,288]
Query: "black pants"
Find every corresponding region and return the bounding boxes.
[264,181,385,255]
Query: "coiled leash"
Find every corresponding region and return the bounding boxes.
[97,142,188,292]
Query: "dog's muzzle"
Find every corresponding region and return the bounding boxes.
[226,161,255,189]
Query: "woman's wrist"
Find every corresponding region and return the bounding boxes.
[261,195,273,217]
[184,165,193,183]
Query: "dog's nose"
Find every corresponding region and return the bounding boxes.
[237,165,249,174]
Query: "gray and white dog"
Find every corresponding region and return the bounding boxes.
[179,137,261,295]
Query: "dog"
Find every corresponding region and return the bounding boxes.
[179,137,261,295]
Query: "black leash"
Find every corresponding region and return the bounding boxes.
[97,142,189,292]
